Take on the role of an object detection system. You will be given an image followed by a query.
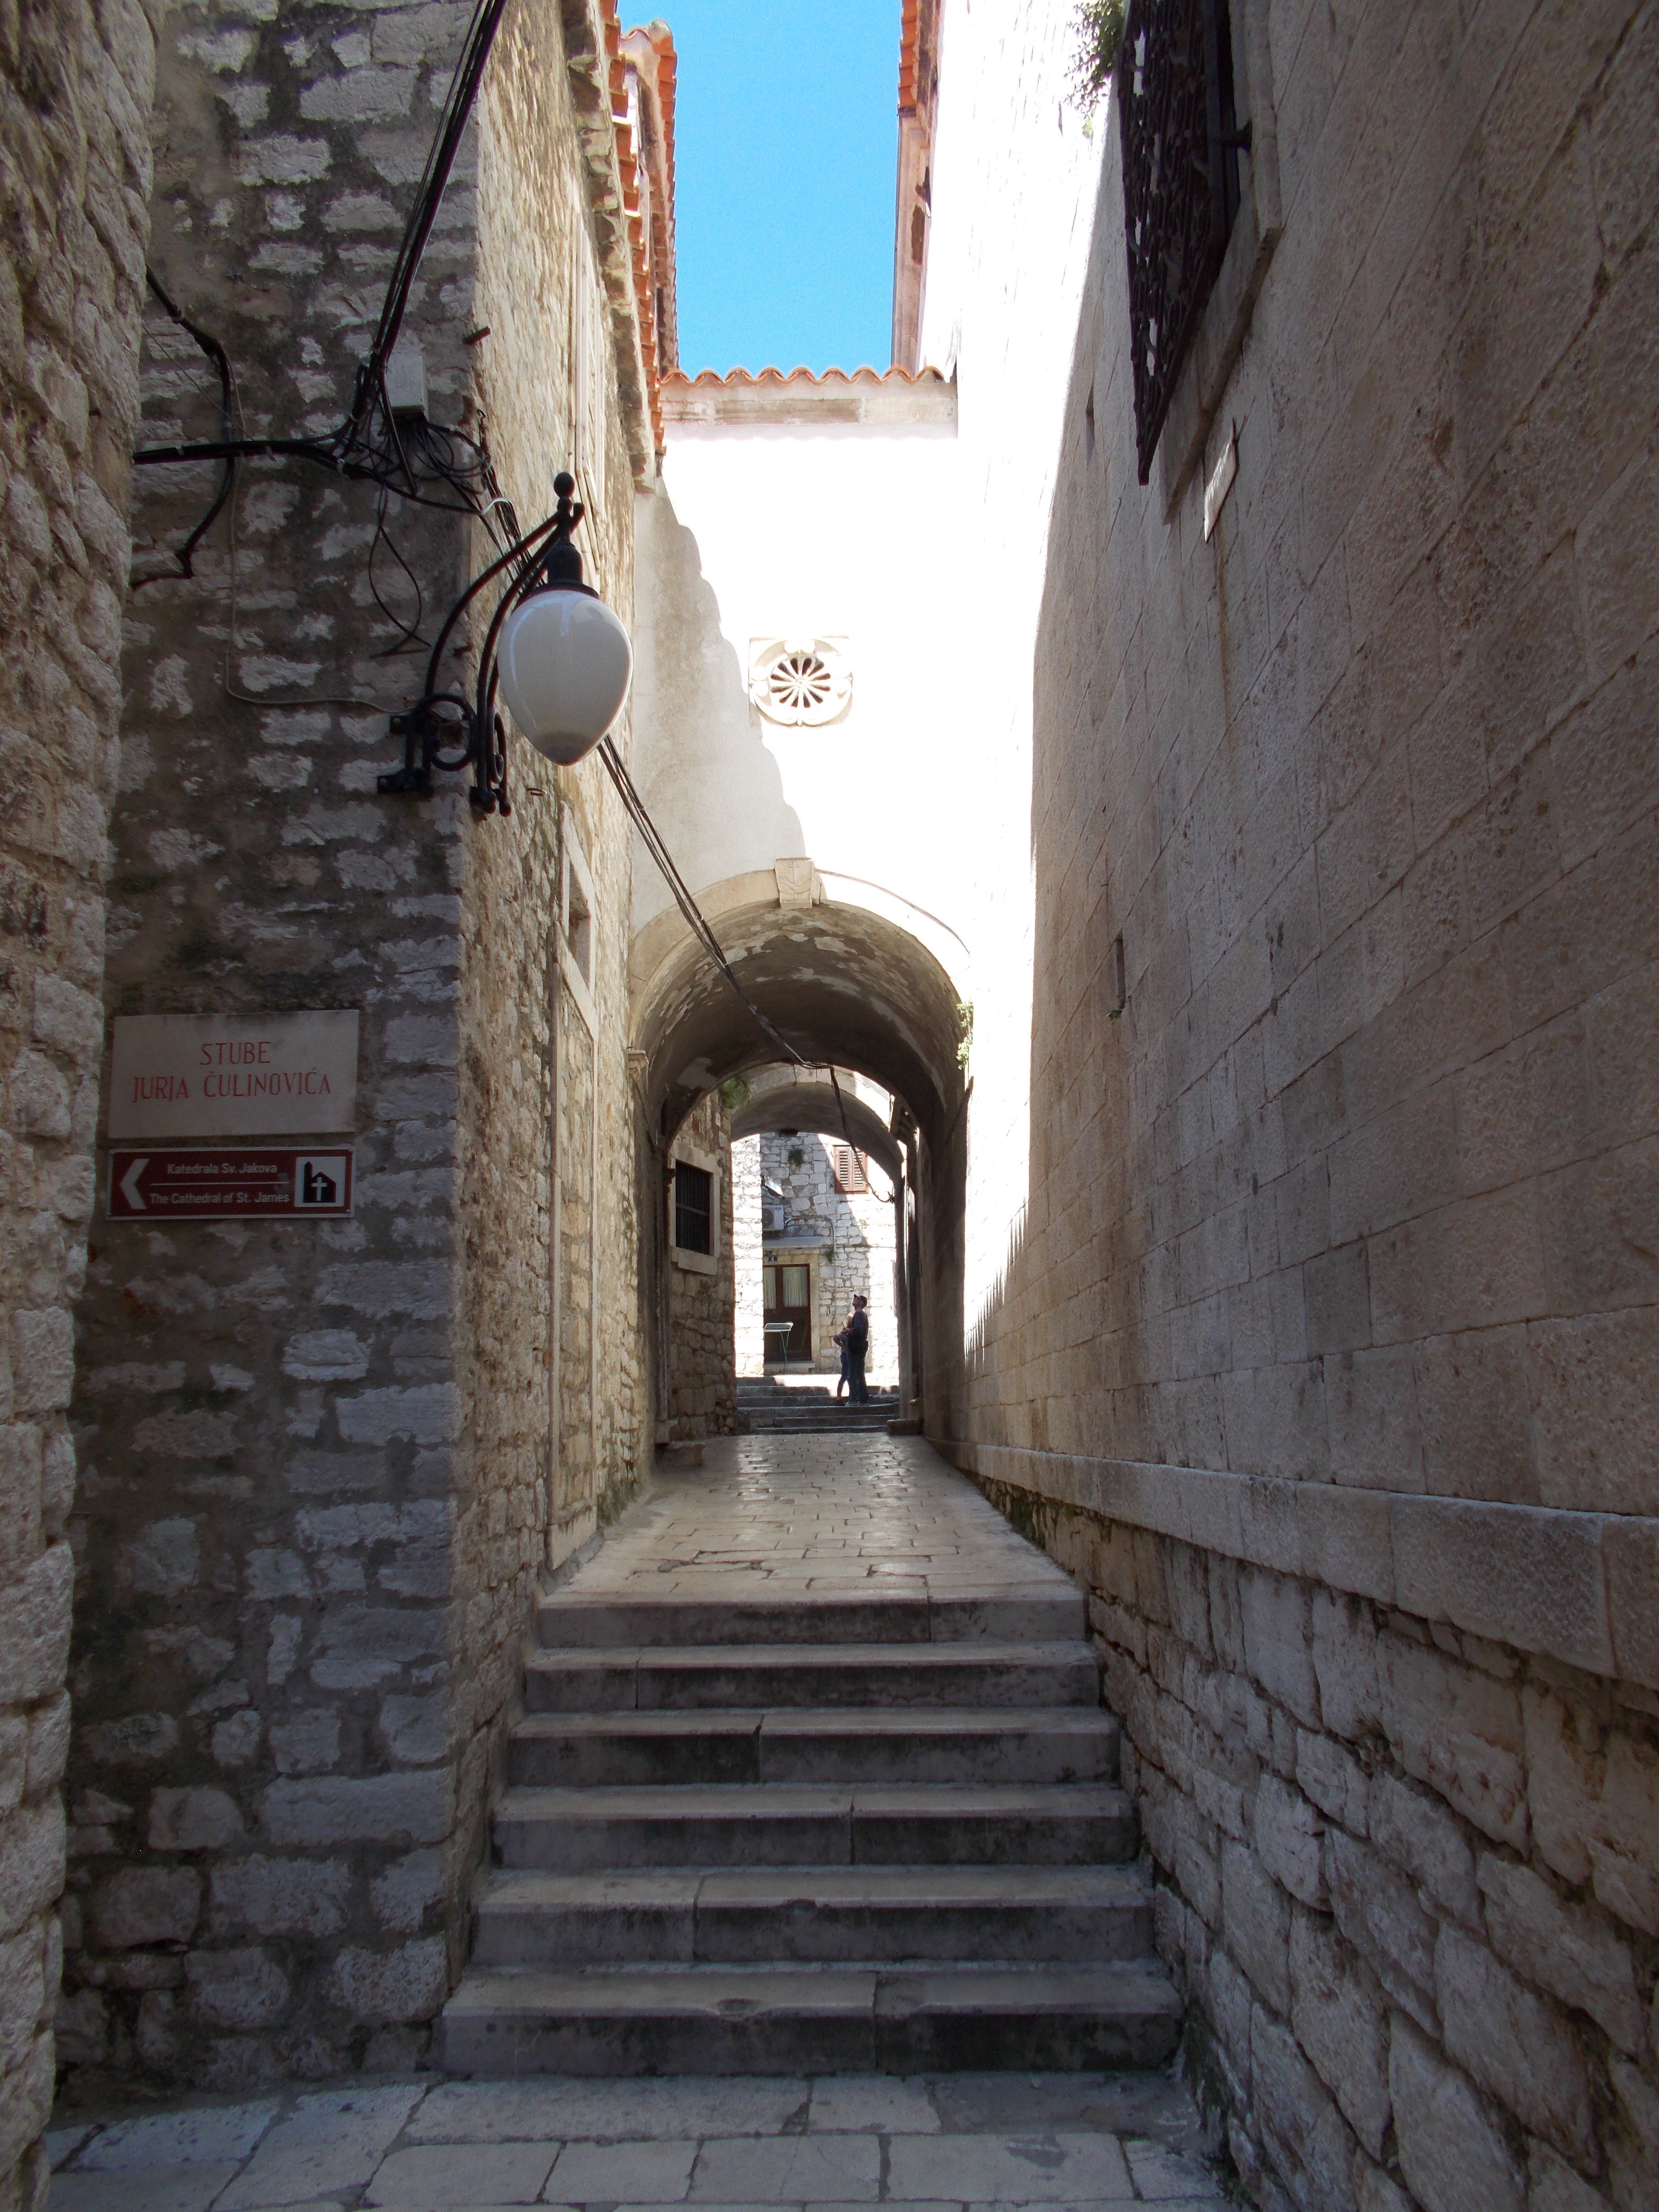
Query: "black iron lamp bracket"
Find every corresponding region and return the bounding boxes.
[378,470,591,818]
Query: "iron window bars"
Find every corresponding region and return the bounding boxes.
[1118,0,1249,483]
[674,1161,713,1255]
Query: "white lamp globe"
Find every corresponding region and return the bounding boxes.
[496,586,632,766]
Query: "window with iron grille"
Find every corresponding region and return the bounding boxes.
[1118,0,1247,483]
[673,1161,713,1254]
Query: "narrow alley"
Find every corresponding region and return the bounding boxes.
[1,0,1653,2203]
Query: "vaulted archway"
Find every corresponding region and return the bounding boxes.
[630,869,970,1441]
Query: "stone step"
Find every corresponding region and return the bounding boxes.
[735,1384,899,1401]
[470,1863,1155,1966]
[440,1961,1182,2075]
[493,1782,1137,1871]
[522,1639,1101,1712]
[534,1587,1086,1649]
[739,1416,899,1431]
[506,1706,1118,1788]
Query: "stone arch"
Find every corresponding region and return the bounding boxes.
[630,867,970,1436]
[629,869,967,1147]
[731,1070,903,1184]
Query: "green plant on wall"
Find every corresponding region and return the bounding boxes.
[787,1145,805,1168]
[955,999,974,1070]
[718,1074,751,1112]
[1072,0,1126,105]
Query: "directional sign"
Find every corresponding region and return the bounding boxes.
[107,1148,354,1219]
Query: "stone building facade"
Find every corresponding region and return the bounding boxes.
[50,0,668,2107]
[0,0,157,2195]
[734,1131,897,1387]
[930,0,1659,2204]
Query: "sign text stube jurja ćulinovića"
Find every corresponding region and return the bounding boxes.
[107,1011,360,1140]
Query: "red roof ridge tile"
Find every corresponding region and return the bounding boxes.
[662,365,948,389]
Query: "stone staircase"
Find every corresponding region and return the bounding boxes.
[738,1377,901,1434]
[441,1573,1180,2074]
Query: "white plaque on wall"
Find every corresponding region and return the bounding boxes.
[108,1012,360,1140]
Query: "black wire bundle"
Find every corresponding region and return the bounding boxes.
[136,0,518,560]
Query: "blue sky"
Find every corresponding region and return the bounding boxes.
[661,1,899,375]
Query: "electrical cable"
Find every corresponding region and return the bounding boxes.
[597,739,808,1073]
[134,0,519,567]
[594,742,866,1156]
[136,272,239,585]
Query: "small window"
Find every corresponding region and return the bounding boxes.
[564,867,592,986]
[831,1145,869,1195]
[674,1160,712,1254]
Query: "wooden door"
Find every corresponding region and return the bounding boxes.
[764,1262,812,1360]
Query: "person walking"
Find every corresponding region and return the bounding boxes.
[843,1295,870,1405]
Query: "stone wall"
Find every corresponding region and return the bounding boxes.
[947,0,1659,2201]
[446,0,647,1989]
[0,0,156,2191]
[59,0,648,2100]
[663,1092,734,1441]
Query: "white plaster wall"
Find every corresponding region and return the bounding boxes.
[916,0,1106,1343]
[633,0,1103,1364]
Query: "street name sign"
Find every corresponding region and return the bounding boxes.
[108,1011,359,1140]
[107,1148,354,1219]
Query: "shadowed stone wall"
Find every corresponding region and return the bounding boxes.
[947,0,1659,2202]
[663,1090,734,1442]
[58,0,649,2101]
[0,0,156,2192]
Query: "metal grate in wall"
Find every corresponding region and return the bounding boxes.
[674,1160,713,1254]
[1118,0,1246,483]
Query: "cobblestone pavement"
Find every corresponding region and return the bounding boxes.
[564,1434,1078,1607]
[47,2068,1227,2209]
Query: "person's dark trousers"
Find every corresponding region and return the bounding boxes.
[848,1356,869,1404]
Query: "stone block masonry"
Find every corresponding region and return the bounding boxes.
[944,0,1659,2199]
[59,0,651,2102]
[0,0,158,2195]
[981,1480,1659,2211]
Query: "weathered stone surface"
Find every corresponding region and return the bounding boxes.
[1221,1838,1289,2015]
[87,1868,201,1950]
[325,1937,447,2024]
[258,1772,452,1849]
[1289,1909,1391,2159]
[208,1856,350,1940]
[1370,1773,1477,1926]
[1479,1853,1644,2053]
[184,1946,290,2031]
[1434,1923,1598,2170]
[1390,2017,1525,2212]
[1250,2004,1359,2212]
[1254,1775,1327,1909]
[147,1789,243,1854]
[1328,1831,1439,2035]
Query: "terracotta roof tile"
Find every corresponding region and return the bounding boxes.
[662,365,949,389]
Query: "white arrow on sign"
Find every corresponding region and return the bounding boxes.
[119,1157,148,1210]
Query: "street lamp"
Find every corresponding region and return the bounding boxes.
[380,472,631,816]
